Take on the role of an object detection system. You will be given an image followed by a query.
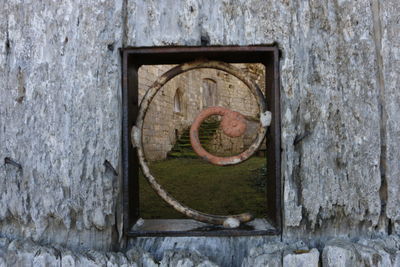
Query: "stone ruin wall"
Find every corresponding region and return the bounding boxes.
[140,64,264,161]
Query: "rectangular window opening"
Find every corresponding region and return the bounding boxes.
[122,46,281,237]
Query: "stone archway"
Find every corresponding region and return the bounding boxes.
[174,88,182,113]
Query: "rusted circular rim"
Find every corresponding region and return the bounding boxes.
[190,106,253,166]
[132,61,267,225]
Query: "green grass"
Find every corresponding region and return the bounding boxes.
[139,157,267,219]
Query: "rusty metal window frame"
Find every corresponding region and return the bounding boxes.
[121,46,281,237]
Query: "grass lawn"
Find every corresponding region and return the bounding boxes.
[139,156,267,219]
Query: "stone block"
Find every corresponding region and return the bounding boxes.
[159,250,219,267]
[241,242,285,267]
[322,239,358,267]
[283,248,319,267]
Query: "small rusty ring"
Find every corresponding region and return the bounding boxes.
[132,60,267,226]
[190,106,252,166]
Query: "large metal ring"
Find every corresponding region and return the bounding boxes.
[131,61,269,227]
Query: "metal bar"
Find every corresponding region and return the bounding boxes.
[263,47,282,231]
[274,48,282,232]
[122,50,130,235]
[122,51,140,234]
[128,219,279,237]
[128,228,279,237]
[123,45,277,54]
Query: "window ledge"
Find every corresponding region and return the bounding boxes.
[128,218,279,237]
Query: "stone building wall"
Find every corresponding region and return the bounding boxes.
[139,64,264,161]
[0,0,400,266]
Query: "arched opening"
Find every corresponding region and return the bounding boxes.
[174,88,182,113]
[202,78,217,108]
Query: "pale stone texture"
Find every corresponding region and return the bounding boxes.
[379,0,400,234]
[0,0,124,250]
[322,239,360,267]
[0,235,400,267]
[130,236,279,267]
[0,236,223,267]
[322,237,400,267]
[241,242,285,267]
[280,0,382,237]
[125,0,395,240]
[282,248,319,267]
[0,0,399,262]
[159,250,219,267]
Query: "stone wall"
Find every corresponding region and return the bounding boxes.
[1,235,400,267]
[0,0,123,251]
[0,0,399,264]
[126,0,400,239]
[139,64,263,161]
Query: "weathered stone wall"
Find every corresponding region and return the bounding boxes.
[0,0,123,251]
[1,235,400,267]
[140,64,262,161]
[0,0,399,264]
[127,0,400,240]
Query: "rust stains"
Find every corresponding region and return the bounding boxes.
[190,106,250,166]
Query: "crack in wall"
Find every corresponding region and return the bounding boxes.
[122,0,128,47]
[371,0,388,233]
